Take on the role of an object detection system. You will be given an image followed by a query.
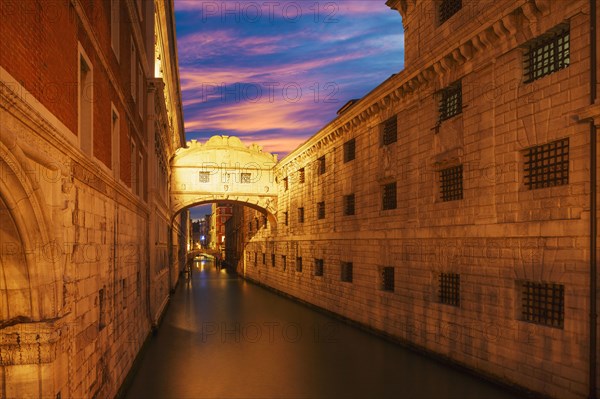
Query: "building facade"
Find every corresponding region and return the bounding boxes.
[230,1,600,398]
[0,1,184,398]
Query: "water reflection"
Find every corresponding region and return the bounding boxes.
[126,261,525,399]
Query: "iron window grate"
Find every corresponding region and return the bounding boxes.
[521,281,564,328]
[296,257,303,273]
[440,165,463,202]
[298,207,305,223]
[524,25,570,83]
[344,139,356,163]
[439,81,462,123]
[341,262,353,283]
[241,173,251,183]
[314,259,324,276]
[382,182,397,210]
[524,138,569,190]
[318,156,326,175]
[439,0,461,24]
[199,171,210,183]
[439,273,460,306]
[382,267,395,292]
[382,116,398,145]
[317,201,326,219]
[299,168,305,183]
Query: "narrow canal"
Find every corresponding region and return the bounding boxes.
[125,259,524,399]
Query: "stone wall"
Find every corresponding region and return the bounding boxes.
[232,1,599,398]
[0,1,185,398]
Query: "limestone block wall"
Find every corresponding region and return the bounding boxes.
[233,1,598,398]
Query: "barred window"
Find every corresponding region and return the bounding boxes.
[439,81,462,123]
[199,172,210,183]
[382,182,397,210]
[440,165,463,202]
[314,259,324,276]
[523,138,569,190]
[296,257,303,273]
[524,25,570,83]
[318,156,326,175]
[381,267,395,292]
[343,194,355,216]
[341,262,353,283]
[241,173,252,183]
[298,207,305,223]
[283,177,288,191]
[439,0,461,24]
[299,168,305,183]
[282,255,287,271]
[439,273,460,306]
[317,202,325,219]
[521,281,564,328]
[381,116,397,145]
[344,139,356,163]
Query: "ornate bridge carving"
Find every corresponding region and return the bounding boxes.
[171,136,279,221]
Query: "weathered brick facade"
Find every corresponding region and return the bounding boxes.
[230,1,600,397]
[0,1,185,398]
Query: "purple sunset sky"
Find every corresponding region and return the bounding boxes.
[174,1,405,219]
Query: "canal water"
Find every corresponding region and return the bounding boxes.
[125,260,524,399]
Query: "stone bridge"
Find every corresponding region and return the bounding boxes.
[170,135,279,223]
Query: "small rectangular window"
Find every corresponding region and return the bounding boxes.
[343,139,356,163]
[130,139,137,192]
[439,273,460,306]
[381,266,395,292]
[317,202,325,219]
[79,49,93,156]
[283,177,289,191]
[314,259,324,276]
[122,278,127,309]
[111,107,120,172]
[298,207,305,223]
[98,288,106,330]
[318,156,326,175]
[241,172,252,183]
[299,168,305,183]
[248,221,253,233]
[523,138,569,190]
[341,262,353,283]
[282,255,287,271]
[199,172,210,183]
[111,0,120,58]
[524,25,570,83]
[136,271,141,297]
[284,211,289,226]
[296,257,303,273]
[440,165,463,202]
[381,116,397,145]
[439,81,462,123]
[254,252,257,265]
[521,281,564,328]
[271,253,276,268]
[130,40,136,100]
[439,0,461,24]
[382,182,397,210]
[262,253,266,265]
[343,194,355,216]
[138,62,143,116]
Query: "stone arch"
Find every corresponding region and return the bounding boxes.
[0,134,60,324]
[170,135,279,223]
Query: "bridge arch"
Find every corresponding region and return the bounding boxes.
[170,135,279,223]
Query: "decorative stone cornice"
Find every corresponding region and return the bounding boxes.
[280,0,550,169]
